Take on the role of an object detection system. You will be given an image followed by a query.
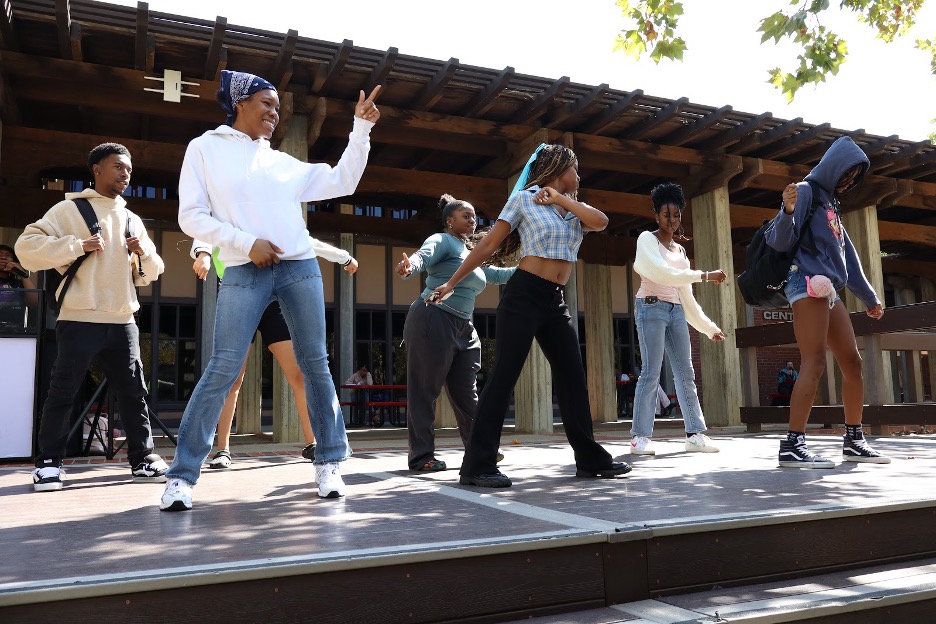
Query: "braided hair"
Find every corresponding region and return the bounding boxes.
[650,182,690,241]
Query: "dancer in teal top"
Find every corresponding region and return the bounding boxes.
[396,194,514,471]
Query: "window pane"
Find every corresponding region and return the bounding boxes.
[159,305,177,336]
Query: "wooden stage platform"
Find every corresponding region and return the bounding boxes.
[3,430,936,623]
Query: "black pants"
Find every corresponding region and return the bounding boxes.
[460,270,613,476]
[36,321,154,467]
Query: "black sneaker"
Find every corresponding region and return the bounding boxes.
[779,435,834,468]
[32,460,65,492]
[843,435,891,464]
[459,472,512,488]
[576,461,633,478]
[301,443,316,462]
[131,453,169,482]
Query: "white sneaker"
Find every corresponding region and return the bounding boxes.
[316,462,346,498]
[160,478,193,511]
[32,464,65,492]
[630,436,655,456]
[686,433,720,453]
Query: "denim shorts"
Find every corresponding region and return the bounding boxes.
[783,265,840,307]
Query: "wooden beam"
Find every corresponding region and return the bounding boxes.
[547,83,608,129]
[307,96,326,146]
[0,73,21,125]
[144,33,155,74]
[412,57,457,112]
[464,66,513,117]
[203,16,227,80]
[357,165,505,214]
[696,112,772,150]
[870,140,929,173]
[269,91,293,149]
[270,29,298,91]
[0,186,181,226]
[69,20,82,63]
[755,122,831,160]
[579,89,642,135]
[901,149,936,180]
[55,0,72,60]
[622,96,689,141]
[514,76,569,125]
[312,39,352,94]
[859,134,899,158]
[662,105,733,147]
[729,117,804,155]
[0,0,18,51]
[792,129,864,164]
[134,1,149,71]
[365,47,399,97]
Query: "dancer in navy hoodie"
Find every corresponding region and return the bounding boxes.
[767,137,888,468]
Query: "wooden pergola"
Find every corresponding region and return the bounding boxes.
[1,0,933,434]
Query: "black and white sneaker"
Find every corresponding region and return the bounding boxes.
[843,435,891,464]
[779,435,834,469]
[32,461,65,492]
[131,453,169,482]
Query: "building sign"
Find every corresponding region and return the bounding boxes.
[762,310,794,322]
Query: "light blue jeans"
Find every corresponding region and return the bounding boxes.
[631,298,707,438]
[168,259,350,485]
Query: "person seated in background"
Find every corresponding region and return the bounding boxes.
[0,244,38,330]
[345,364,373,386]
[774,361,798,406]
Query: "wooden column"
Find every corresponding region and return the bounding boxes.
[923,280,936,403]
[236,336,263,434]
[842,206,893,406]
[271,113,308,443]
[583,262,616,423]
[338,225,354,424]
[435,392,457,429]
[511,129,553,434]
[689,186,742,427]
[892,279,924,403]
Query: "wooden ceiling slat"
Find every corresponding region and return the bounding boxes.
[870,141,929,173]
[411,56,457,112]
[364,46,398,96]
[202,16,226,80]
[858,134,899,158]
[579,89,642,135]
[134,0,148,70]
[68,17,79,61]
[546,82,608,129]
[755,122,831,160]
[463,66,513,117]
[899,150,936,180]
[791,129,864,164]
[729,117,803,155]
[53,0,69,59]
[513,75,569,125]
[662,105,732,147]
[311,38,351,94]
[696,112,771,150]
[622,96,689,141]
[270,29,297,91]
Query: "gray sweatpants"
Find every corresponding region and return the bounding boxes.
[402,299,480,469]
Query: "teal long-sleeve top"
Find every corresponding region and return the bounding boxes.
[403,232,515,320]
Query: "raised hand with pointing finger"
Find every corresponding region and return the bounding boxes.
[355,85,382,123]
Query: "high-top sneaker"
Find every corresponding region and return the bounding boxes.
[779,434,834,468]
[843,434,891,464]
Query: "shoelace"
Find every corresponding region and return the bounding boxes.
[850,438,875,453]
[35,467,61,478]
[794,443,825,461]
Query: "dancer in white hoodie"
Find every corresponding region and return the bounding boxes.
[160,70,380,511]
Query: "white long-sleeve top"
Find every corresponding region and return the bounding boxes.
[178,117,373,268]
[633,230,721,339]
[190,237,351,266]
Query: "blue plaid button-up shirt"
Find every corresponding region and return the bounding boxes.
[497,186,584,262]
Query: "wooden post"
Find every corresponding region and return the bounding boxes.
[689,186,742,427]
[236,336,263,435]
[923,280,936,403]
[892,279,924,403]
[339,227,354,424]
[583,262,616,423]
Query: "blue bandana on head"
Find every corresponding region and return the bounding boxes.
[510,143,548,195]
[219,70,277,125]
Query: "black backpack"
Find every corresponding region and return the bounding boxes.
[737,181,823,309]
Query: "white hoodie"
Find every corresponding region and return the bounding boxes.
[178,117,373,268]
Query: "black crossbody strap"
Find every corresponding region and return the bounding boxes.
[53,198,100,310]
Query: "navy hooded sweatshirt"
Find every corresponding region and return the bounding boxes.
[765,136,881,310]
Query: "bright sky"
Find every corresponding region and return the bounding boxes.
[112,0,936,142]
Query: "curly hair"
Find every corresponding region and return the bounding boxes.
[87,143,131,172]
[650,182,690,241]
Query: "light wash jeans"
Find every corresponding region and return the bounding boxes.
[168,259,350,485]
[630,298,707,438]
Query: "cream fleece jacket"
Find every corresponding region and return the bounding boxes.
[15,189,164,324]
[633,230,721,339]
[178,117,373,268]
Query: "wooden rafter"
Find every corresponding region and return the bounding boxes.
[134,1,148,71]
[579,89,643,135]
[513,76,569,125]
[546,83,608,129]
[662,105,732,147]
[270,29,297,91]
[365,46,398,96]
[306,96,327,147]
[412,57,457,112]
[68,19,80,62]
[54,0,71,60]
[463,66,513,117]
[270,90,293,148]
[312,39,352,94]
[729,117,804,155]
[859,134,899,158]
[792,129,864,164]
[203,16,227,80]
[695,112,771,150]
[756,122,831,160]
[870,141,929,173]
[901,150,936,180]
[623,96,689,141]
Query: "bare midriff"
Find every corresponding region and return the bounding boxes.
[518,256,573,286]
